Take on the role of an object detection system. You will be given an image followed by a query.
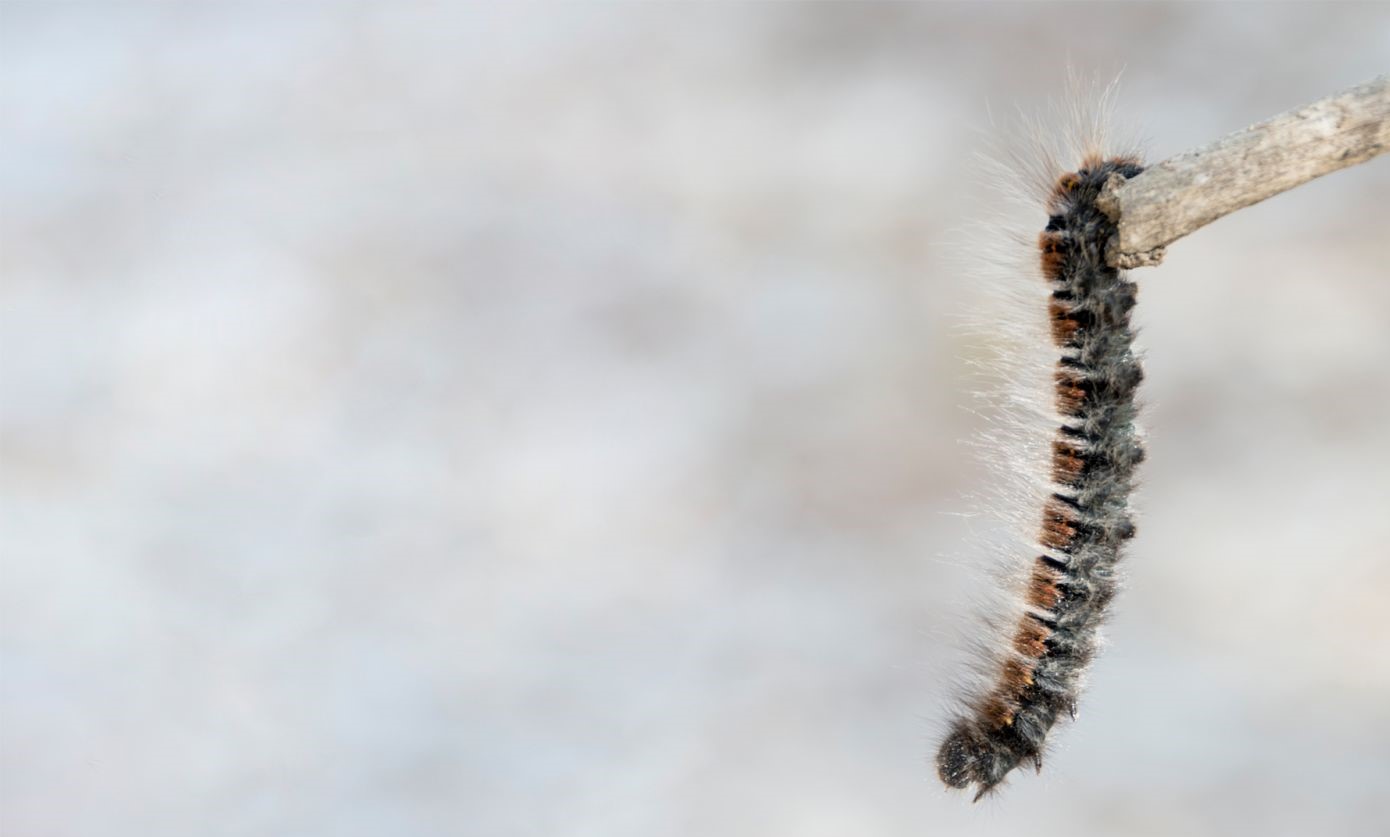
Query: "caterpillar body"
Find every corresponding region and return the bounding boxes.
[938,139,1147,799]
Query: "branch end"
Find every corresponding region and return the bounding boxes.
[1109,243,1166,270]
[1096,173,1126,222]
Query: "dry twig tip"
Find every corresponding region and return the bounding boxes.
[1099,75,1390,269]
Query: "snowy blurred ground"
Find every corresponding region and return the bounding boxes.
[3,4,1389,836]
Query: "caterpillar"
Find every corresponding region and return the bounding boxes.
[937,100,1147,799]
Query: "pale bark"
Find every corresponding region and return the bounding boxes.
[1098,76,1390,269]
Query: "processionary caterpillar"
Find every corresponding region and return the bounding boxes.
[936,74,1389,801]
[937,96,1146,800]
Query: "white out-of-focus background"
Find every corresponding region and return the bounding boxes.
[3,5,1388,836]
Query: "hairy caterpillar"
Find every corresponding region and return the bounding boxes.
[938,96,1146,800]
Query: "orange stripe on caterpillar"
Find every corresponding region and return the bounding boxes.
[1040,498,1078,550]
[1039,232,1067,280]
[1051,441,1085,486]
[1011,613,1052,658]
[1026,560,1063,611]
[1055,369,1087,415]
[1048,298,1079,344]
[1047,173,1083,213]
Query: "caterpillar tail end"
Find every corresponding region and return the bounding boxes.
[936,722,1017,802]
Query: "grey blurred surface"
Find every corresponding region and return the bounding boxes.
[3,4,1389,836]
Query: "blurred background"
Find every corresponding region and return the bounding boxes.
[3,4,1388,836]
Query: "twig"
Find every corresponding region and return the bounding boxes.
[1098,75,1390,269]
